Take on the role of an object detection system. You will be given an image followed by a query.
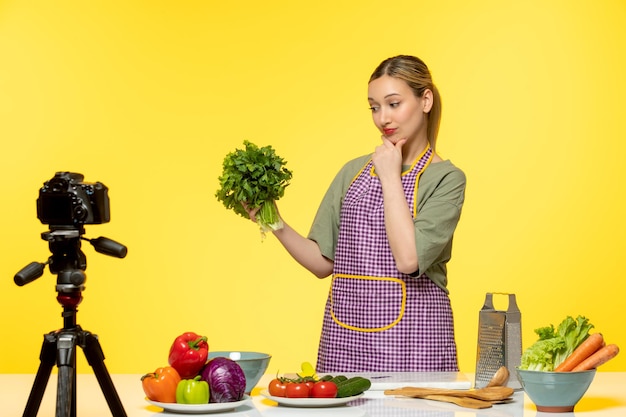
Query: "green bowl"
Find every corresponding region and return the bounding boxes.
[516,367,596,412]
[208,351,271,394]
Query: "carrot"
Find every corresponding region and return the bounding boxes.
[571,344,620,371]
[555,333,605,372]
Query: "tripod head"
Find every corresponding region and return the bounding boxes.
[14,226,127,284]
[14,226,127,308]
[13,172,127,308]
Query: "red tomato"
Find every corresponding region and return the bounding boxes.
[311,381,338,398]
[285,382,310,398]
[304,381,315,392]
[268,378,287,397]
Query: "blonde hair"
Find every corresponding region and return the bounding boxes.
[369,55,442,150]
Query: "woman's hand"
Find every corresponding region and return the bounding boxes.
[372,137,406,182]
[241,201,261,223]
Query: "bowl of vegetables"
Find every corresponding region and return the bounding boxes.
[516,368,596,412]
[208,351,271,394]
[517,315,620,412]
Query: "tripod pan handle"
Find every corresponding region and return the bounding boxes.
[14,262,46,286]
[90,236,128,258]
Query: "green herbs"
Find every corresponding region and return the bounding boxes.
[215,140,293,237]
[519,315,594,371]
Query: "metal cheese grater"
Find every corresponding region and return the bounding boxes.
[474,293,522,389]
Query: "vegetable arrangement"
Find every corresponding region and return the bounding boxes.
[267,362,371,399]
[142,331,246,404]
[519,315,620,372]
[215,140,293,238]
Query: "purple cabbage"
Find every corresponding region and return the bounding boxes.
[200,357,246,403]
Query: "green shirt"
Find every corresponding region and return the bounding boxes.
[307,155,466,293]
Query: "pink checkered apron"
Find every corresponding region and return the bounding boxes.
[316,145,459,372]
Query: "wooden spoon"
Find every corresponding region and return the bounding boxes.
[486,366,510,387]
[420,394,493,409]
[384,386,514,402]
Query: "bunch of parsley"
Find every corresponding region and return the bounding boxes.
[215,140,293,237]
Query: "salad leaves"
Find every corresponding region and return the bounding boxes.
[215,140,293,237]
[519,315,594,371]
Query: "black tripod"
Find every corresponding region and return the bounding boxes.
[15,227,128,417]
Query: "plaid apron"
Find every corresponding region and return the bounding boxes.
[316,145,459,372]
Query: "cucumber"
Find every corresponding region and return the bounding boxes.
[319,374,333,382]
[335,376,372,398]
[329,375,348,384]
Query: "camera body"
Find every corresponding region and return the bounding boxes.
[37,172,110,226]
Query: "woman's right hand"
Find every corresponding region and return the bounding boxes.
[372,137,406,182]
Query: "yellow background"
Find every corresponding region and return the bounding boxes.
[1,0,625,376]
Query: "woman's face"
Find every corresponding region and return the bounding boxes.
[367,74,432,145]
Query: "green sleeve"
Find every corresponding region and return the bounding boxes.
[414,161,466,291]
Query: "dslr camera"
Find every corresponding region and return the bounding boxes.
[37,172,110,226]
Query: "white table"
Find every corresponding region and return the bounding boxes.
[3,372,625,417]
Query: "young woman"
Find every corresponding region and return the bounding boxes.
[248,55,466,372]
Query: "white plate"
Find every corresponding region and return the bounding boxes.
[146,395,251,414]
[343,371,472,391]
[260,390,363,408]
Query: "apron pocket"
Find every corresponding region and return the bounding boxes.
[330,274,406,332]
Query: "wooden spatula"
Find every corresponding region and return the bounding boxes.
[384,386,514,401]
[420,394,493,409]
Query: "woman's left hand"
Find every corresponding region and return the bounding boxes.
[372,137,406,181]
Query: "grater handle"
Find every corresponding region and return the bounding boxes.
[482,292,520,313]
[481,293,495,311]
[507,293,520,313]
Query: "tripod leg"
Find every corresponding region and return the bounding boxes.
[82,331,128,417]
[22,333,57,417]
[56,332,77,417]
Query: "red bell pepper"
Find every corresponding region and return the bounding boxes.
[168,331,209,379]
